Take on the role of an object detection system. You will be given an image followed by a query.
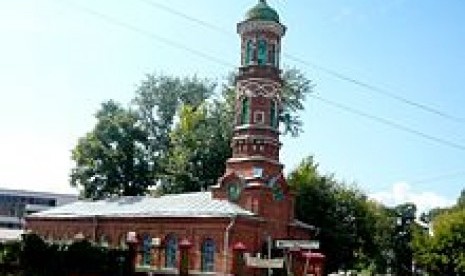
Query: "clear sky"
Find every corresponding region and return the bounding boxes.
[0,0,464,213]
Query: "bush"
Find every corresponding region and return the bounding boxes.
[16,233,132,276]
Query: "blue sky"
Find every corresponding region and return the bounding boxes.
[0,0,463,212]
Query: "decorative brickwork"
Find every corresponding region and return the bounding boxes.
[26,1,315,275]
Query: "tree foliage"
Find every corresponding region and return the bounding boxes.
[70,101,153,199]
[413,193,465,275]
[71,69,312,197]
[288,156,393,274]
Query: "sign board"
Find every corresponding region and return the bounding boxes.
[246,256,284,269]
[275,240,320,250]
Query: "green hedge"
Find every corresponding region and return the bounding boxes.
[0,233,132,276]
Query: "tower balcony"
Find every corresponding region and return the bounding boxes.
[237,65,282,82]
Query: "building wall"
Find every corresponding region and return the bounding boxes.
[27,215,309,274]
[0,189,77,229]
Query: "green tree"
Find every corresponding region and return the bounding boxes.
[70,101,153,199]
[413,194,465,275]
[161,103,232,193]
[132,74,216,170]
[392,203,417,276]
[280,68,313,136]
[288,156,393,274]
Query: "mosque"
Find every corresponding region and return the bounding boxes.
[26,1,323,275]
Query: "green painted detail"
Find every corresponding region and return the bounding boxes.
[270,100,278,128]
[245,0,280,23]
[257,39,267,65]
[228,182,241,202]
[240,97,250,125]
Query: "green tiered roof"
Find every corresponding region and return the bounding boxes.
[245,0,280,23]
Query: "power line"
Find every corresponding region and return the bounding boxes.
[409,170,465,185]
[57,1,465,153]
[135,0,465,124]
[57,0,235,69]
[286,54,465,123]
[136,0,229,35]
[374,170,465,193]
[310,94,465,152]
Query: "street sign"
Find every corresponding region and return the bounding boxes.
[246,256,284,269]
[275,239,320,250]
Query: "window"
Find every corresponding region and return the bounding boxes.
[254,111,264,124]
[253,167,264,178]
[257,39,267,65]
[165,234,177,268]
[269,44,276,65]
[245,40,253,65]
[201,239,215,272]
[240,97,250,125]
[270,100,278,128]
[141,234,152,266]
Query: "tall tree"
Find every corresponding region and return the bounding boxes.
[70,101,152,199]
[288,156,393,274]
[413,192,465,275]
[132,74,216,178]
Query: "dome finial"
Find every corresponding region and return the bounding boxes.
[245,0,280,23]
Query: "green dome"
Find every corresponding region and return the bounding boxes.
[245,0,280,23]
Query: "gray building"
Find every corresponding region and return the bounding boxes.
[0,188,77,229]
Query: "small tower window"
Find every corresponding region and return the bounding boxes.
[270,100,278,128]
[257,39,267,65]
[240,97,250,125]
[269,44,276,65]
[245,40,253,65]
[275,45,280,67]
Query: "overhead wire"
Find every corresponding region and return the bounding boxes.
[57,0,235,69]
[55,0,465,153]
[135,0,465,124]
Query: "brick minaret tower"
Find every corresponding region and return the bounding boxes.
[213,0,293,236]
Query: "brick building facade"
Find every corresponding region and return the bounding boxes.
[26,1,318,275]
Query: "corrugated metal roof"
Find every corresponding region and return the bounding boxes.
[28,192,255,219]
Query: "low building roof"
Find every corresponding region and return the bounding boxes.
[28,192,255,219]
[0,229,24,242]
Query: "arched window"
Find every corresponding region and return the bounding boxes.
[201,239,215,272]
[165,234,177,268]
[245,40,253,65]
[257,39,267,65]
[240,97,250,125]
[270,100,278,128]
[141,234,152,266]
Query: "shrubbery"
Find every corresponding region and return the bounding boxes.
[0,233,132,276]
